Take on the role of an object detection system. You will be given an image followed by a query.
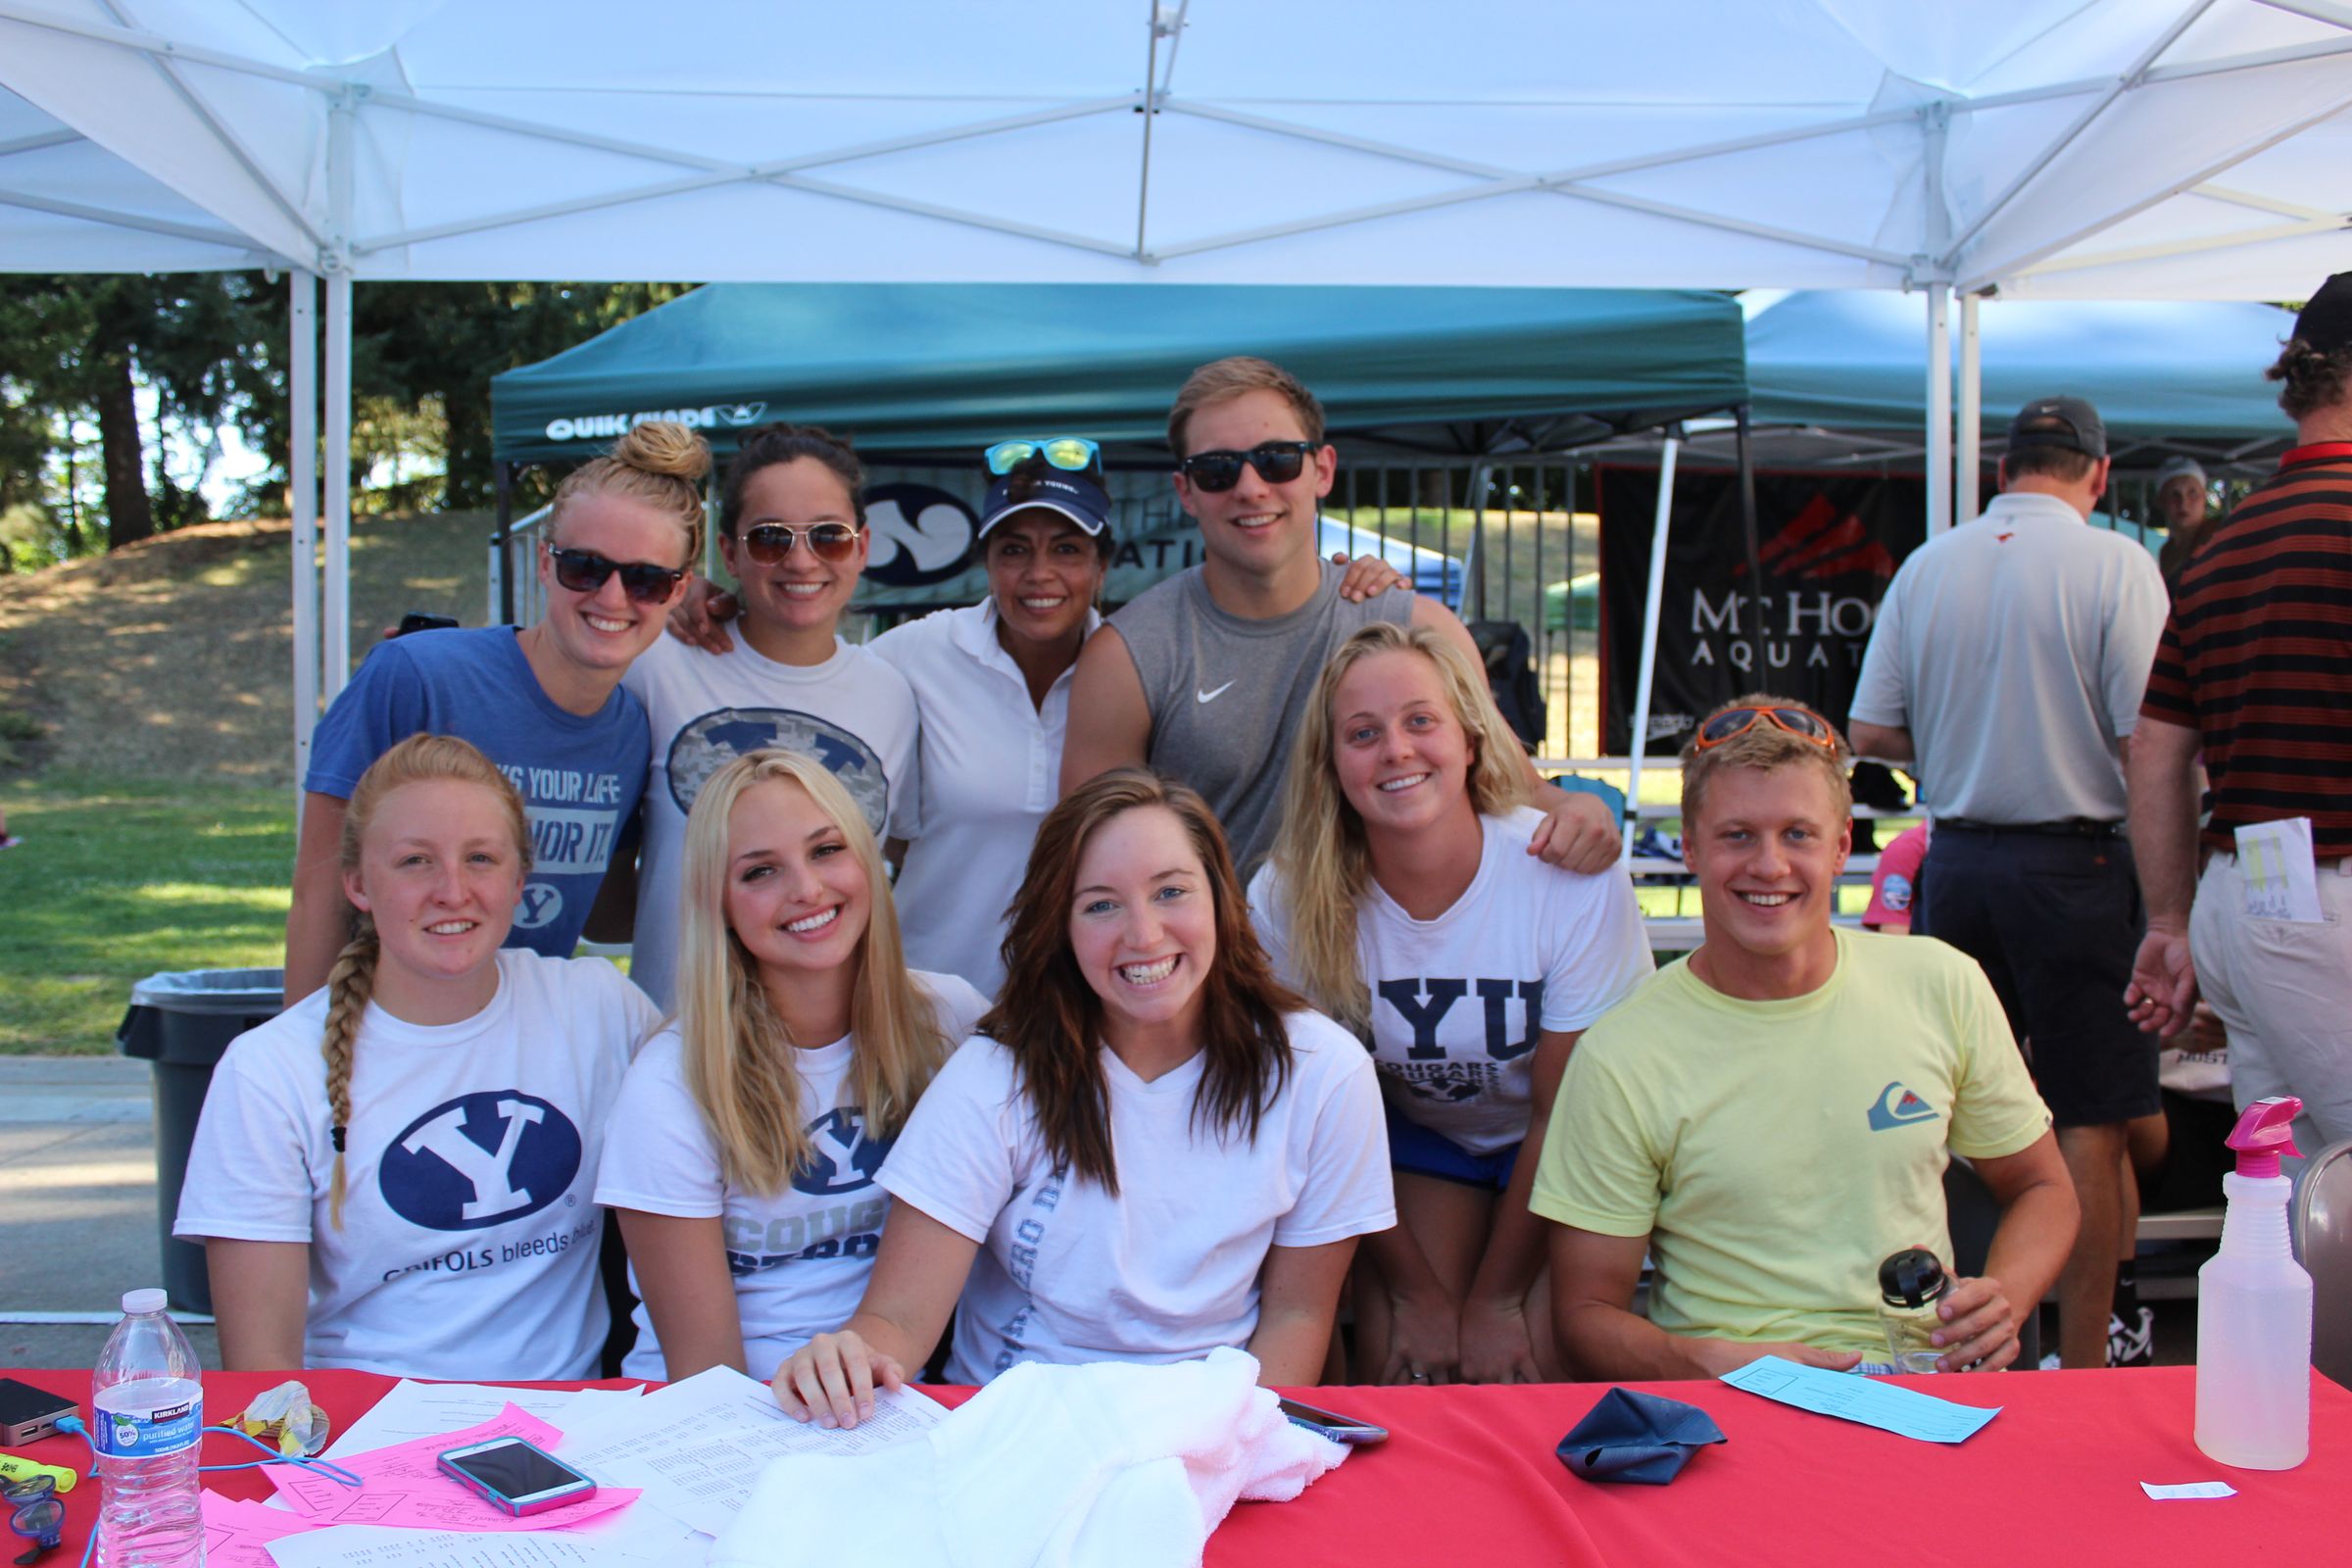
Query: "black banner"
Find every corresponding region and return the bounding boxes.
[1600,467,1926,754]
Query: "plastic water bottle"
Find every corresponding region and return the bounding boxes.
[2195,1097,2312,1470]
[90,1288,205,1567]
[1876,1248,1952,1374]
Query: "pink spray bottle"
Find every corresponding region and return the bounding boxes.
[2194,1096,2311,1469]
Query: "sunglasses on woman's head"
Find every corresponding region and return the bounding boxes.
[545,544,687,604]
[1691,706,1838,751]
[985,436,1101,476]
[739,521,862,565]
[1176,441,1317,493]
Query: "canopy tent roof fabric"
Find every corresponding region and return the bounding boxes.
[2,0,2348,299]
[488,282,1750,465]
[1747,289,2299,450]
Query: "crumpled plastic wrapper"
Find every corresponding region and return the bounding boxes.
[228,1380,331,1457]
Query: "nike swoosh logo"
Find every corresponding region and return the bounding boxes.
[1196,681,1236,704]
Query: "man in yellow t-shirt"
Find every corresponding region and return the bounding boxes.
[1531,694,2079,1378]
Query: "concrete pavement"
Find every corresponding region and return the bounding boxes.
[0,1055,220,1368]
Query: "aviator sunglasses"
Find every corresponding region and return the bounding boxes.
[985,436,1102,476]
[1176,440,1318,493]
[739,520,863,565]
[545,543,687,604]
[1690,705,1838,752]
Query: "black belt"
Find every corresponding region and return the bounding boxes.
[1936,817,2124,839]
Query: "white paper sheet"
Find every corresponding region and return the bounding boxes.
[264,1523,646,1568]
[323,1382,644,1462]
[2141,1480,2236,1500]
[553,1365,946,1538]
[2236,817,2325,923]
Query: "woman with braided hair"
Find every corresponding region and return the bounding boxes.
[177,735,659,1377]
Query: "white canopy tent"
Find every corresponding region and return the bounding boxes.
[3,0,2348,776]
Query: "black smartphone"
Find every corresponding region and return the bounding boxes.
[1276,1396,1390,1445]
[437,1439,597,1516]
[396,612,460,637]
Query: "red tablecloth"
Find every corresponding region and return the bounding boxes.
[11,1366,2347,1566]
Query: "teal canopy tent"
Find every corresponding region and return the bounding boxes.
[1746,291,2298,467]
[490,283,1748,465]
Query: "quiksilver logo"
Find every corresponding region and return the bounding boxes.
[1867,1081,1939,1131]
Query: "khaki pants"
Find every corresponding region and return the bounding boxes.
[2190,853,2352,1181]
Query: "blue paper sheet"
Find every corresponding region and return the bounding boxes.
[1719,1355,2001,1443]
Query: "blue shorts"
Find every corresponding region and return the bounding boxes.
[1385,1102,1520,1192]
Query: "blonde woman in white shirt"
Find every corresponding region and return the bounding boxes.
[595,749,985,1381]
[1250,622,1652,1386]
[178,735,657,1378]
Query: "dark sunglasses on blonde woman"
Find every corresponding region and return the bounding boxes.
[545,544,687,604]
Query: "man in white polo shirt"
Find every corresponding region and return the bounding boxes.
[1848,395,2168,1369]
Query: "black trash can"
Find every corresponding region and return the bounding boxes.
[117,968,285,1313]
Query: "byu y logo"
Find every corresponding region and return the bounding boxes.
[792,1107,888,1196]
[1867,1082,1939,1132]
[512,882,564,930]
[380,1092,582,1230]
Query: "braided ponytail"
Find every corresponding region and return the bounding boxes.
[319,920,380,1230]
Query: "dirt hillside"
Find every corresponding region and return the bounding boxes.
[0,512,492,787]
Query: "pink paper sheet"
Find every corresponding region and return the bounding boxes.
[265,1403,639,1533]
[200,1491,317,1568]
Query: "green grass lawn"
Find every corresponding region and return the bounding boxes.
[0,771,294,1054]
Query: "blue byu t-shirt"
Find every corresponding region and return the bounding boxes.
[305,627,650,959]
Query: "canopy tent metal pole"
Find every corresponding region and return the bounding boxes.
[1925,282,1953,533]
[1624,434,1681,858]
[1735,405,1767,677]
[322,272,352,698]
[321,90,355,700]
[1957,293,1984,521]
[491,462,514,625]
[288,270,318,806]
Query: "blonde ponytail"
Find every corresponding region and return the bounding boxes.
[319,922,380,1230]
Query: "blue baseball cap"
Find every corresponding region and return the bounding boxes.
[978,470,1111,539]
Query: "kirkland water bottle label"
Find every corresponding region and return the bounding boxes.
[93,1393,202,1458]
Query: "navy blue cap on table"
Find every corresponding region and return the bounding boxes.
[2006,395,2106,459]
[978,469,1112,540]
[2290,271,2352,354]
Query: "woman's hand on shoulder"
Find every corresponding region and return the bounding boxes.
[771,1329,906,1429]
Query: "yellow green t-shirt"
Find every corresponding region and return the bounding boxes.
[1528,927,2050,1356]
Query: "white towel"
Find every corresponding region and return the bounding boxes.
[709,1348,1347,1568]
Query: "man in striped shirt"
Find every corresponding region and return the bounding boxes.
[2127,272,2352,1175]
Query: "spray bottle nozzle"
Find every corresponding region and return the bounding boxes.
[2225,1096,2304,1180]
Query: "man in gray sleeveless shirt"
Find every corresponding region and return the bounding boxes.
[1062,356,1619,877]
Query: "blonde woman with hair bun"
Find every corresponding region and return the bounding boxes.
[1250,622,1652,1386]
[595,749,985,1382]
[284,419,710,1006]
[177,735,661,1378]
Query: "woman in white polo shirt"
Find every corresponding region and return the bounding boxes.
[871,438,1411,1000]
[870,438,1113,997]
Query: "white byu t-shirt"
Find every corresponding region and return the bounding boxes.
[621,633,918,1009]
[593,971,989,1381]
[877,1011,1395,1385]
[174,952,658,1379]
[1250,808,1654,1154]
